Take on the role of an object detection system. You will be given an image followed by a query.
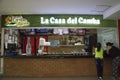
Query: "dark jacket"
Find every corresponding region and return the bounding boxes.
[109,46,120,59]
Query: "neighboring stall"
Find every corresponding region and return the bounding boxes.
[0,14,118,77]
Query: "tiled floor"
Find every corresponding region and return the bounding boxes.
[0,76,112,80]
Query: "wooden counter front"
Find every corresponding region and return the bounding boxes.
[3,57,112,77]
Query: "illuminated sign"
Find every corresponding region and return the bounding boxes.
[2,15,117,27]
[5,16,30,27]
[40,17,100,25]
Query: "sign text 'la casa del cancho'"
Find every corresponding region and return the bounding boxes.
[1,15,117,28]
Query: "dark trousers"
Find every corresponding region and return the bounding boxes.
[95,58,103,77]
[112,56,120,79]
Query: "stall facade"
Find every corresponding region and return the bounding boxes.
[0,14,118,77]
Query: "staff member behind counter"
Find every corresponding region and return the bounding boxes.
[106,42,120,80]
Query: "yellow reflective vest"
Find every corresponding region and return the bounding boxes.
[95,48,104,59]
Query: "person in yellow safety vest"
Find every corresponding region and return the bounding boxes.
[94,42,104,80]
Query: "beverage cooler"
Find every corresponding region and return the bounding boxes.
[22,36,35,55]
[22,36,48,55]
[35,36,48,54]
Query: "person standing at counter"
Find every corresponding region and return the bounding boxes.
[106,42,120,80]
[94,42,104,80]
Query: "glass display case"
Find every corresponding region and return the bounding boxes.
[3,28,97,58]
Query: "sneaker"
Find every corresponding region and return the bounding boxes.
[98,77,103,80]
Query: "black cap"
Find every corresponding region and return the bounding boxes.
[106,42,113,46]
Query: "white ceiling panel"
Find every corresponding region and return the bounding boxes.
[0,0,120,19]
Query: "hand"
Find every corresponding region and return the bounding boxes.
[106,46,111,54]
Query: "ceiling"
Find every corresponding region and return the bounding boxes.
[0,0,120,20]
